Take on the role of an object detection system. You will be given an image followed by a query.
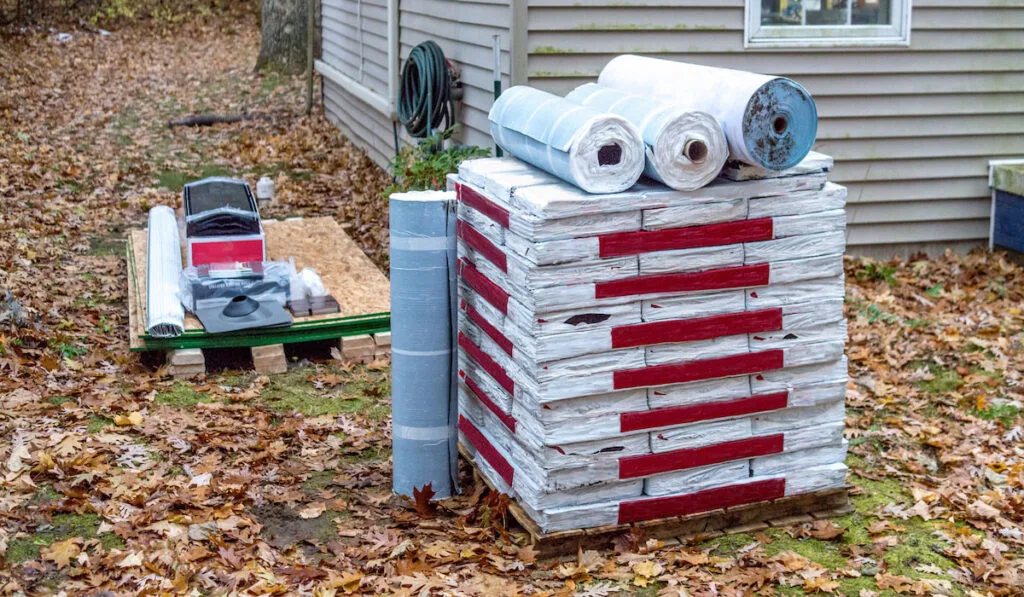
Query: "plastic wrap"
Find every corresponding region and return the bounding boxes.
[178,261,293,313]
[488,86,645,194]
[598,55,817,171]
[146,206,185,338]
[564,83,728,191]
[390,190,458,499]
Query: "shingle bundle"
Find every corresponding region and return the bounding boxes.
[452,153,848,533]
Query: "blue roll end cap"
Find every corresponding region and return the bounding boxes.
[743,78,818,171]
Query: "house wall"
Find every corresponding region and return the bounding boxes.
[525,0,1024,256]
[320,0,513,170]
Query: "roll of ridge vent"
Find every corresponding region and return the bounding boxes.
[389,190,458,500]
[564,83,728,191]
[488,85,645,194]
[146,205,185,338]
[598,55,818,171]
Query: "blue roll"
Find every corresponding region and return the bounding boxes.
[488,86,646,194]
[389,190,458,499]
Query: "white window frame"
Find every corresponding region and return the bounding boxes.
[745,0,912,48]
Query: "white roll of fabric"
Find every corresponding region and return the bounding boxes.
[598,55,818,171]
[564,83,728,191]
[146,205,185,338]
[488,85,645,194]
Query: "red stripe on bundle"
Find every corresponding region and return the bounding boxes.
[618,434,784,479]
[612,349,784,390]
[617,478,786,524]
[458,219,508,272]
[619,392,788,433]
[464,376,517,432]
[594,263,770,299]
[458,415,514,486]
[459,259,510,314]
[598,218,774,258]
[610,308,783,349]
[462,302,514,356]
[456,183,511,228]
[458,332,515,395]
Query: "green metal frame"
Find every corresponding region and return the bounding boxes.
[132,311,391,351]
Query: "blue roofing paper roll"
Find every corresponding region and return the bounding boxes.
[389,190,458,499]
[565,83,729,191]
[488,86,645,194]
[599,55,818,171]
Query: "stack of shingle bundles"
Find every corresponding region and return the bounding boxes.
[452,153,848,533]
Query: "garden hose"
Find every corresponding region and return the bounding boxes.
[397,41,455,147]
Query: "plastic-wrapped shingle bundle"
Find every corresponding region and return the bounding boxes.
[453,154,849,532]
[146,206,185,338]
[564,83,728,191]
[489,86,645,194]
[599,55,818,171]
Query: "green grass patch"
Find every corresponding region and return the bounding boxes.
[302,470,335,493]
[973,402,1021,427]
[155,382,211,408]
[4,513,122,564]
[87,415,114,433]
[47,396,74,407]
[762,528,847,569]
[30,485,63,506]
[339,445,391,465]
[86,235,126,257]
[911,362,962,395]
[260,367,391,418]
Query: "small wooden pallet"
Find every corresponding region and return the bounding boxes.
[128,217,392,372]
[164,332,392,379]
[461,446,852,560]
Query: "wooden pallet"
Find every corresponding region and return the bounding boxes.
[460,445,852,560]
[164,332,392,379]
[127,216,391,353]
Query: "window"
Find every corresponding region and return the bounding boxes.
[746,0,911,48]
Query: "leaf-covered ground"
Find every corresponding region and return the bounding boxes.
[1,15,1023,597]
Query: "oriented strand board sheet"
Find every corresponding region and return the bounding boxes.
[127,217,389,349]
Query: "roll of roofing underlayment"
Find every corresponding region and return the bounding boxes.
[488,85,645,194]
[145,205,185,338]
[598,55,818,171]
[389,190,458,499]
[564,83,728,191]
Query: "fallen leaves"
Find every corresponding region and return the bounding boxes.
[412,482,436,518]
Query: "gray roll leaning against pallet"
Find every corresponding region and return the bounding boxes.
[389,190,459,499]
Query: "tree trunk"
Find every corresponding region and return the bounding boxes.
[255,0,311,75]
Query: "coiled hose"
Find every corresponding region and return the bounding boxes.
[396,41,455,146]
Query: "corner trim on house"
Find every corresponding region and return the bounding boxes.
[510,0,528,85]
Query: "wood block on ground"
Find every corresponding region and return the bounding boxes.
[251,344,288,374]
[167,349,205,379]
[341,334,376,363]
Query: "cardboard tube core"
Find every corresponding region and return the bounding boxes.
[773,115,789,135]
[684,140,708,163]
[597,143,623,166]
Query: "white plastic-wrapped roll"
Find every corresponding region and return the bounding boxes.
[564,83,727,191]
[146,205,185,338]
[598,55,818,171]
[488,86,645,194]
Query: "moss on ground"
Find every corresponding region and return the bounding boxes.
[260,366,391,419]
[155,382,211,408]
[762,528,847,570]
[86,415,114,433]
[5,513,123,564]
[913,363,963,395]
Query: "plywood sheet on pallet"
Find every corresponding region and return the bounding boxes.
[127,217,390,349]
